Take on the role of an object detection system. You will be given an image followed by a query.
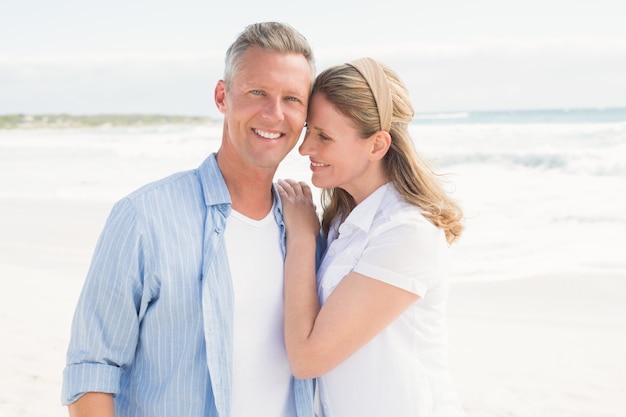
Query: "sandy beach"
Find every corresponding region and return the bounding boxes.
[2,194,625,417]
[1,122,625,416]
[448,275,626,416]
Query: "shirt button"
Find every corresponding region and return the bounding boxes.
[327,250,334,257]
[215,227,223,234]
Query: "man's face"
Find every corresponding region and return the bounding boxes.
[215,47,312,171]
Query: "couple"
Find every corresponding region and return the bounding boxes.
[62,22,465,417]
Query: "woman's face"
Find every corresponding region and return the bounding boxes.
[299,93,379,202]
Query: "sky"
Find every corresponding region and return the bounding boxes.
[1,0,625,117]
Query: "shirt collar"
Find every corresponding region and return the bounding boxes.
[197,153,231,207]
[339,183,391,234]
[271,184,285,226]
[198,153,283,221]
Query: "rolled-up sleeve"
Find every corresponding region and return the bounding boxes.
[353,215,446,298]
[62,197,146,405]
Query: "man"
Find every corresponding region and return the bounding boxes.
[62,22,316,417]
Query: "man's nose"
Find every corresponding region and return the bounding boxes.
[261,98,284,122]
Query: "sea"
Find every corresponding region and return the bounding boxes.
[1,107,625,283]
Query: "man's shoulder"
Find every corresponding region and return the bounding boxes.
[102,168,203,234]
[125,168,200,203]
[123,154,220,203]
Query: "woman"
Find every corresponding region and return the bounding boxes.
[277,57,465,417]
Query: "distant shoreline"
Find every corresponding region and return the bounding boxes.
[0,114,220,130]
[1,107,625,129]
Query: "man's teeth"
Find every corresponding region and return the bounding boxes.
[311,162,329,167]
[254,129,281,139]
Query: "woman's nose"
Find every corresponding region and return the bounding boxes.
[298,134,311,155]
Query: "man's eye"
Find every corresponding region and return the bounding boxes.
[251,90,263,95]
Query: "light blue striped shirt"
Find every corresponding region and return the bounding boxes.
[62,153,315,417]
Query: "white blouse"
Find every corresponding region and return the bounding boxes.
[316,183,464,417]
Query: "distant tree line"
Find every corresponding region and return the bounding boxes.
[0,114,217,129]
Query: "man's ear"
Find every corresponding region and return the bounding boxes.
[214,80,227,114]
[370,131,392,161]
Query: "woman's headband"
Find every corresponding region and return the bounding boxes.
[347,57,392,132]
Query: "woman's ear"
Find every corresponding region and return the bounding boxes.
[214,80,227,115]
[370,131,392,161]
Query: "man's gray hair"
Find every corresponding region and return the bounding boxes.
[223,22,315,89]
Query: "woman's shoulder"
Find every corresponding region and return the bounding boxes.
[376,186,438,230]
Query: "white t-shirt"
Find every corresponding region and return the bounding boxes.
[316,183,465,417]
[225,208,296,417]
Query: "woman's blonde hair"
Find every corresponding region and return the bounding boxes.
[314,60,464,244]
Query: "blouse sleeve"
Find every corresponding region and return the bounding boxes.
[352,212,447,297]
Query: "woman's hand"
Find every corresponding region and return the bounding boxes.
[277,179,320,240]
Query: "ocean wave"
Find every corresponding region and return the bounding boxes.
[552,215,626,224]
[412,107,626,125]
[414,112,469,121]
[436,152,566,169]
[435,151,626,176]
